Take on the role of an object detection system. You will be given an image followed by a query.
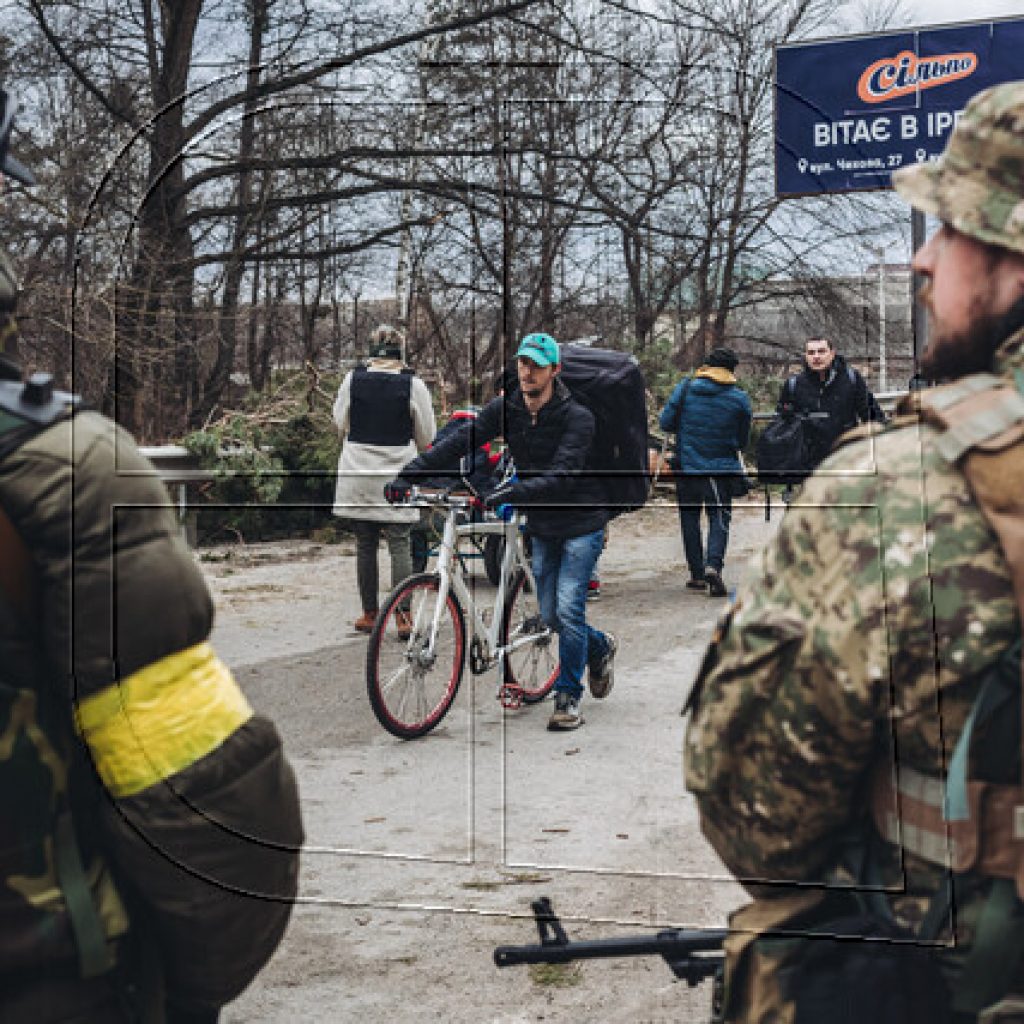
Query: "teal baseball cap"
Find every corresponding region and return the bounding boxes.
[515,333,560,367]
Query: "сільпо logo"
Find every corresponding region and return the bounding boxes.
[857,49,977,104]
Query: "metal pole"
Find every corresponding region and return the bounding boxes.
[878,255,887,392]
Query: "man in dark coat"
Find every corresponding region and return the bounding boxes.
[388,332,616,731]
[777,337,885,471]
[658,347,752,597]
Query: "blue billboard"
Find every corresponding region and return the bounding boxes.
[775,17,1024,197]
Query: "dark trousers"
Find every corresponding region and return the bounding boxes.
[673,476,733,578]
[350,520,412,612]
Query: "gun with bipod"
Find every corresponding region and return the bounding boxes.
[494,897,727,1018]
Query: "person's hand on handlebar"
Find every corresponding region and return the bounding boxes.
[481,485,516,521]
[384,479,412,504]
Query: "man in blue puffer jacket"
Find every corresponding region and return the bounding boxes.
[658,347,752,597]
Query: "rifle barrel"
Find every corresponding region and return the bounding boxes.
[493,928,727,968]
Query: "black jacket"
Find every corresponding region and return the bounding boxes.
[777,354,885,469]
[401,380,609,539]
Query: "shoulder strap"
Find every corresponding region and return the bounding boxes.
[919,374,1024,615]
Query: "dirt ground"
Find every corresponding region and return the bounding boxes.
[200,494,781,1022]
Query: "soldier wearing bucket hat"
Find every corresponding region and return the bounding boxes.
[684,82,1024,1023]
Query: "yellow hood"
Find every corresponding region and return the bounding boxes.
[695,366,737,385]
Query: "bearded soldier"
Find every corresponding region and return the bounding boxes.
[685,83,1024,1023]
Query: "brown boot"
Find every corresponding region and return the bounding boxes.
[395,609,413,641]
[354,610,378,634]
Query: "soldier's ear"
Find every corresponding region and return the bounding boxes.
[1008,250,1024,294]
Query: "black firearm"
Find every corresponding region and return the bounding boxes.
[494,897,727,1011]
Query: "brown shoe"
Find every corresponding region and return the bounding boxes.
[395,609,413,640]
[354,610,377,633]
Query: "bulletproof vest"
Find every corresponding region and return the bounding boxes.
[867,372,1024,1018]
[347,365,414,446]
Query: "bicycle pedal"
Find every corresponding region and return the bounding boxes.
[498,684,524,710]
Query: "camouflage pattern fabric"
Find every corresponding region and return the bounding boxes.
[0,508,129,980]
[893,81,1024,256]
[684,328,1024,1018]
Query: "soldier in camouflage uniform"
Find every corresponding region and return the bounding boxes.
[685,82,1024,1023]
[0,89,302,1023]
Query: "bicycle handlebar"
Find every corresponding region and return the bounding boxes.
[399,487,516,525]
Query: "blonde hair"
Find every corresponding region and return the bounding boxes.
[369,324,406,360]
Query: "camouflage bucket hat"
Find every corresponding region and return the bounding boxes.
[893,80,1024,256]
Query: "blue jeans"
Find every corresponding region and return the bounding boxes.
[531,529,610,699]
[674,476,732,578]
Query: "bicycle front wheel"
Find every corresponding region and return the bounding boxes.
[500,569,558,703]
[366,573,466,739]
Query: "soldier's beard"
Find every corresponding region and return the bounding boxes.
[919,286,1024,381]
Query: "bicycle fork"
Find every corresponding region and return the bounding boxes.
[496,518,530,711]
[421,514,459,662]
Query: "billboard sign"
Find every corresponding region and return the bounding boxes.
[775,17,1024,197]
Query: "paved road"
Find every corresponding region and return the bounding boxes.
[202,500,778,1022]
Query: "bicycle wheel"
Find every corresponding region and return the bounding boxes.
[500,569,558,703]
[366,573,466,739]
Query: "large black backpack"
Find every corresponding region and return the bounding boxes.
[503,344,649,516]
[755,414,813,485]
[756,378,813,485]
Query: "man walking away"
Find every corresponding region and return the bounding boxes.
[777,336,885,472]
[332,325,435,636]
[658,347,751,597]
[387,332,616,731]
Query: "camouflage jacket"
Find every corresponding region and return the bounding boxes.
[0,409,211,977]
[685,329,1024,948]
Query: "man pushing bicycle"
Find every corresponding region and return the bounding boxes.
[386,332,616,731]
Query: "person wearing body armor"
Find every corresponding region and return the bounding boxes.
[685,81,1024,1023]
[0,89,303,1023]
[331,325,435,634]
[777,336,886,472]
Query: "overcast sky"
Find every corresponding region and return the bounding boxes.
[899,0,1024,28]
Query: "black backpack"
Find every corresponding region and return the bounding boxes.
[503,344,649,516]
[756,378,813,485]
[755,413,813,485]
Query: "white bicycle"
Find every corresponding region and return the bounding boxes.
[366,488,558,739]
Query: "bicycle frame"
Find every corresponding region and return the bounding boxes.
[416,492,549,707]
